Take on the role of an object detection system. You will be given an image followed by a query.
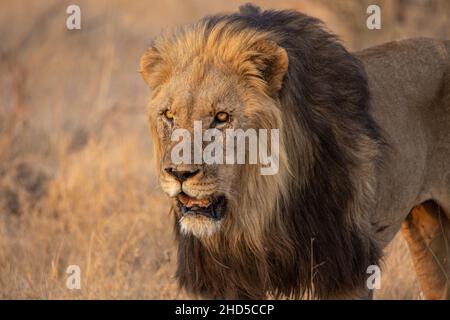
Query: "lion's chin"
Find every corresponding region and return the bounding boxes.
[179,214,222,238]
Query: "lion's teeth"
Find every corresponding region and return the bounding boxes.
[178,193,210,208]
[189,199,210,208]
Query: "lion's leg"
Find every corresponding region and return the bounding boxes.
[401,201,450,299]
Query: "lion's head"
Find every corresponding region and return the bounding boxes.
[140,5,384,299]
[140,20,290,240]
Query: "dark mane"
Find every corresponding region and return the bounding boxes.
[174,5,384,299]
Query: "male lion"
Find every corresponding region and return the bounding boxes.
[140,5,450,299]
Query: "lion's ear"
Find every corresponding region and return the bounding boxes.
[248,40,289,96]
[139,46,171,90]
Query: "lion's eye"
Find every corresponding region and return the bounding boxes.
[215,112,229,123]
[163,110,174,121]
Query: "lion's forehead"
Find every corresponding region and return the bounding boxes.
[159,69,243,123]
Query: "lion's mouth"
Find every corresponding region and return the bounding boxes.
[176,192,227,220]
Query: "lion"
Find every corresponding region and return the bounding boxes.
[140,4,450,299]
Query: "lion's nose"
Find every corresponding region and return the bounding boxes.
[164,167,200,182]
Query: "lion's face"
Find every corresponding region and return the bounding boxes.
[141,25,289,239]
[149,67,244,238]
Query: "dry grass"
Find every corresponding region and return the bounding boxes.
[1,0,449,299]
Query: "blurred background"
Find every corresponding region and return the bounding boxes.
[1,0,449,299]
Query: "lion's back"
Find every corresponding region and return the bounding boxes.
[357,38,450,219]
[357,38,449,148]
